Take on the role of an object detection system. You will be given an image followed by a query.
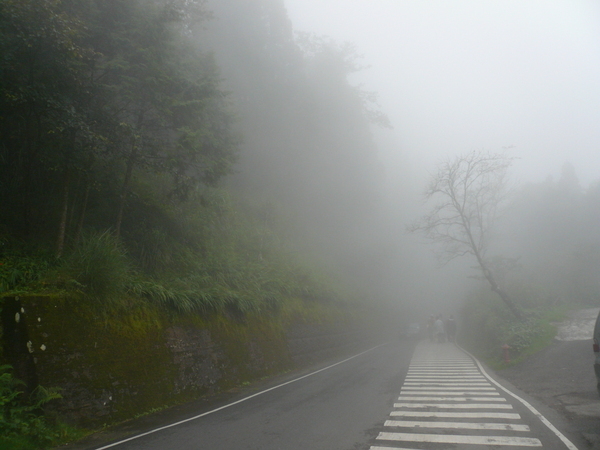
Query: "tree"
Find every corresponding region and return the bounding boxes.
[0,0,91,246]
[86,0,236,237]
[409,150,522,319]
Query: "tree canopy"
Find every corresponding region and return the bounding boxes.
[0,0,237,248]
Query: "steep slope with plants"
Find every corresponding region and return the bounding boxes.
[0,0,375,319]
[0,0,397,445]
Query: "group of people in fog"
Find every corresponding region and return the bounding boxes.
[427,314,456,343]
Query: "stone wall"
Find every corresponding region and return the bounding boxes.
[0,296,384,427]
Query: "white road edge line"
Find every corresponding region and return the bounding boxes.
[93,343,388,449]
[457,344,579,450]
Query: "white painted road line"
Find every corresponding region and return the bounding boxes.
[407,369,480,372]
[369,446,421,450]
[459,344,580,450]
[405,375,486,379]
[401,386,496,390]
[403,381,491,386]
[393,402,514,409]
[410,362,476,364]
[371,341,578,450]
[92,344,389,450]
[397,395,506,401]
[401,390,500,395]
[384,419,531,431]
[377,432,543,447]
[390,410,522,419]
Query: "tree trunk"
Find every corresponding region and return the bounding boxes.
[74,181,90,246]
[481,264,522,320]
[56,154,71,258]
[462,215,523,320]
[115,137,138,238]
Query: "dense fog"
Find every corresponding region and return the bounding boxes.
[194,0,600,319]
[2,0,596,319]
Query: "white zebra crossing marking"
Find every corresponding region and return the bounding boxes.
[376,432,542,446]
[406,375,485,381]
[383,419,530,431]
[401,390,500,395]
[389,410,522,419]
[371,341,579,450]
[394,402,514,409]
[401,386,496,390]
[377,348,524,449]
[403,382,491,386]
[369,446,420,450]
[397,395,506,401]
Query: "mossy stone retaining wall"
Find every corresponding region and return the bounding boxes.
[0,296,382,428]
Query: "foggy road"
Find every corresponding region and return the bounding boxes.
[70,340,583,450]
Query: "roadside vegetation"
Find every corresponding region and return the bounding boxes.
[0,365,85,450]
[458,164,600,366]
[459,286,572,367]
[0,0,391,446]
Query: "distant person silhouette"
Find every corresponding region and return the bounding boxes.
[446,315,457,343]
[434,315,445,343]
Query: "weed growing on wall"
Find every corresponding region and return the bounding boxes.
[0,365,82,449]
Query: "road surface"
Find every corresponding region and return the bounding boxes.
[66,339,585,450]
[500,308,600,449]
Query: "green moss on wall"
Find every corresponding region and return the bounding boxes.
[0,295,384,428]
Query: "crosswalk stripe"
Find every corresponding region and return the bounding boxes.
[401,386,496,390]
[394,402,513,409]
[398,395,506,402]
[400,390,500,396]
[398,395,506,401]
[410,363,474,366]
[369,446,421,450]
[370,342,575,450]
[407,373,481,376]
[376,432,543,446]
[405,378,487,381]
[384,419,530,431]
[406,374,485,377]
[408,367,479,374]
[403,382,491,386]
[390,411,522,419]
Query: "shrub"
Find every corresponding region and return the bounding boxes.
[0,365,65,449]
[0,240,53,295]
[59,231,131,303]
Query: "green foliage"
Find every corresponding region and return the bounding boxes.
[57,231,131,303]
[460,284,565,366]
[0,0,237,244]
[0,364,76,449]
[123,189,342,315]
[0,241,54,296]
[0,0,377,319]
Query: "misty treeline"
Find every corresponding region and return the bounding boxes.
[0,0,390,314]
[414,151,600,307]
[461,161,600,359]
[411,150,600,359]
[499,163,600,306]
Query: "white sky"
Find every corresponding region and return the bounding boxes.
[284,0,600,189]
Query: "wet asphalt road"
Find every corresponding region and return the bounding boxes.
[500,338,600,449]
[62,338,591,450]
[65,342,415,450]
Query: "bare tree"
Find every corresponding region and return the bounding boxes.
[409,150,522,319]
